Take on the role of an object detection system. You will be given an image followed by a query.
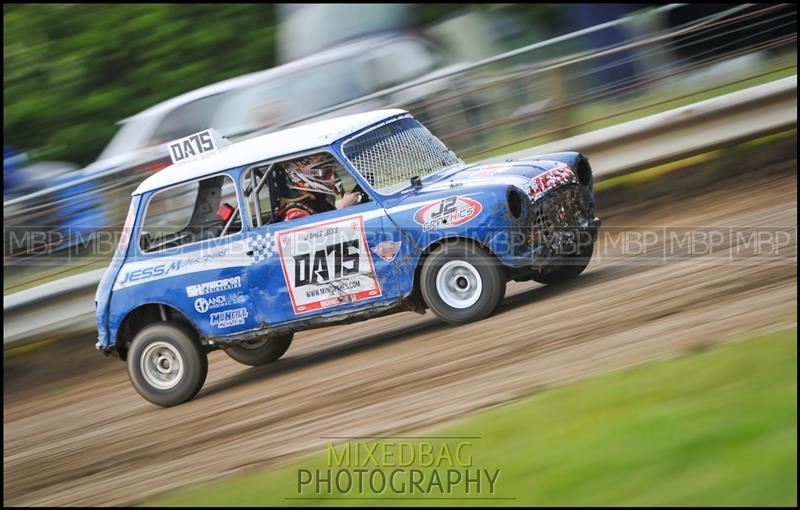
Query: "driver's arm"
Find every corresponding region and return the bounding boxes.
[336,191,362,209]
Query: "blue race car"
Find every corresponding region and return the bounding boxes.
[95,109,600,406]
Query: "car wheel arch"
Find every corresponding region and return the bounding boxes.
[115,303,199,361]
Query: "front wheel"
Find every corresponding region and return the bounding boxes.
[127,321,208,407]
[224,332,294,366]
[420,241,505,325]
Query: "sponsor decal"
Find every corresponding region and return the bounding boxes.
[248,232,277,263]
[195,298,210,314]
[194,292,247,313]
[277,216,382,315]
[527,164,576,201]
[371,240,401,262]
[113,240,248,290]
[413,196,482,231]
[186,276,242,297]
[118,248,227,285]
[210,307,248,328]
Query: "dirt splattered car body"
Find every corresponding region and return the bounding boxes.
[95,109,599,405]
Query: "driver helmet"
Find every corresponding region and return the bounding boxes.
[285,153,343,196]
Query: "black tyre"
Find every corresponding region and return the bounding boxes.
[127,321,208,407]
[420,241,505,325]
[532,240,594,285]
[224,333,294,366]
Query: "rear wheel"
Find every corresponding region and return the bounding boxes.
[532,240,594,285]
[127,321,207,407]
[420,241,505,325]
[225,332,294,366]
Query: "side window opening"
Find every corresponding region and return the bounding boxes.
[242,164,276,228]
[241,151,372,229]
[139,174,241,253]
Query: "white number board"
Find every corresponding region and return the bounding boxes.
[276,216,382,314]
[168,129,229,164]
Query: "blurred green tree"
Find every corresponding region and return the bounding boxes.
[4,4,277,166]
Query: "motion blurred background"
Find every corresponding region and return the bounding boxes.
[4,3,796,294]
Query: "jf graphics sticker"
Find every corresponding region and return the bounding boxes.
[414,196,482,231]
[277,215,382,315]
[371,240,402,262]
[527,164,577,201]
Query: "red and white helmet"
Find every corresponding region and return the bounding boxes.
[285,153,343,196]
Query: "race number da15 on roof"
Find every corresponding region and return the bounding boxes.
[168,129,230,164]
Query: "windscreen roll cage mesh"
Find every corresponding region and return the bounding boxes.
[341,116,463,195]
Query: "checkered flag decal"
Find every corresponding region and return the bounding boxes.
[248,232,277,263]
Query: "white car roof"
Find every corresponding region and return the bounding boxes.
[133,109,408,195]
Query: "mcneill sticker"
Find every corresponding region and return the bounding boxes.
[210,307,248,328]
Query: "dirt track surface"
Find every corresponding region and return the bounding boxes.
[3,160,797,506]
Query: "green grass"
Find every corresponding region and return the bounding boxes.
[571,62,798,134]
[3,258,109,295]
[145,327,798,507]
[464,59,797,163]
[3,338,57,359]
[593,128,797,192]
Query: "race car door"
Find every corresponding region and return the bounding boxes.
[242,161,417,326]
[117,173,260,338]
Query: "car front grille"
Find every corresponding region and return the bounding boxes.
[527,184,594,254]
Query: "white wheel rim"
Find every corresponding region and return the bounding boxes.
[436,260,483,309]
[140,341,184,390]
